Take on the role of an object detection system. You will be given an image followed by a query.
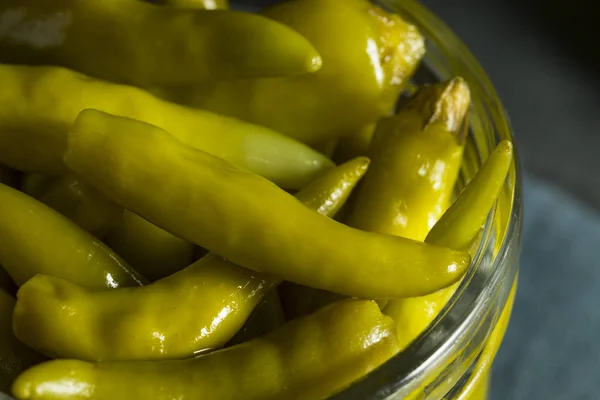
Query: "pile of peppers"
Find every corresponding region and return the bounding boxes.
[0,0,515,399]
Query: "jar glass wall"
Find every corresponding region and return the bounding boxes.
[332,0,522,399]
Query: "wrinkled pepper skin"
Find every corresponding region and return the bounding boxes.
[104,211,196,281]
[0,183,145,290]
[0,65,333,189]
[175,0,425,144]
[14,157,368,361]
[0,290,45,393]
[0,163,19,188]
[35,175,123,238]
[348,78,470,240]
[14,256,275,361]
[65,110,470,299]
[385,141,514,348]
[0,1,320,86]
[154,0,229,9]
[12,299,400,400]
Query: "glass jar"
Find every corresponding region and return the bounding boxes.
[331,0,522,399]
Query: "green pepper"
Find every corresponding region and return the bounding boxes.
[347,78,470,241]
[332,124,376,164]
[0,163,19,188]
[0,290,45,393]
[12,299,400,400]
[278,282,345,321]
[0,183,145,289]
[0,64,333,189]
[173,0,425,144]
[103,211,196,282]
[65,109,470,299]
[283,79,469,319]
[13,156,369,361]
[226,290,286,346]
[153,0,229,10]
[0,1,320,86]
[384,141,514,348]
[426,140,515,250]
[34,174,123,238]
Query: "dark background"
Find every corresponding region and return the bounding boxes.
[420,0,600,398]
[423,0,600,209]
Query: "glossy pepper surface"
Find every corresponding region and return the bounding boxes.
[0,290,45,393]
[385,141,514,348]
[347,78,470,240]
[153,0,229,9]
[34,174,123,238]
[13,157,369,361]
[12,299,400,400]
[0,183,145,289]
[0,64,333,189]
[0,0,321,86]
[103,211,196,281]
[174,0,425,144]
[65,110,470,299]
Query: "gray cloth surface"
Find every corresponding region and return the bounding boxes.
[491,176,600,400]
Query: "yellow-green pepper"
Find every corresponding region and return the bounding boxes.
[13,157,369,361]
[12,299,400,400]
[332,124,376,164]
[0,64,333,189]
[34,174,123,238]
[0,183,145,289]
[0,0,320,85]
[173,0,425,144]
[227,290,286,346]
[103,211,196,282]
[153,0,229,10]
[65,109,470,299]
[0,163,19,188]
[385,141,514,348]
[347,78,470,240]
[0,290,45,393]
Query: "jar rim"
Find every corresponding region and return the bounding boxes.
[332,1,522,398]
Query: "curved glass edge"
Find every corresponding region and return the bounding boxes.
[332,0,522,399]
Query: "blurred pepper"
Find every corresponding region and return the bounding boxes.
[13,157,369,361]
[0,267,17,296]
[332,124,376,164]
[0,0,320,85]
[0,183,146,289]
[19,173,52,199]
[65,110,470,299]
[12,299,400,400]
[173,0,425,144]
[0,163,19,188]
[153,0,229,10]
[0,290,45,393]
[0,64,333,189]
[104,212,196,281]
